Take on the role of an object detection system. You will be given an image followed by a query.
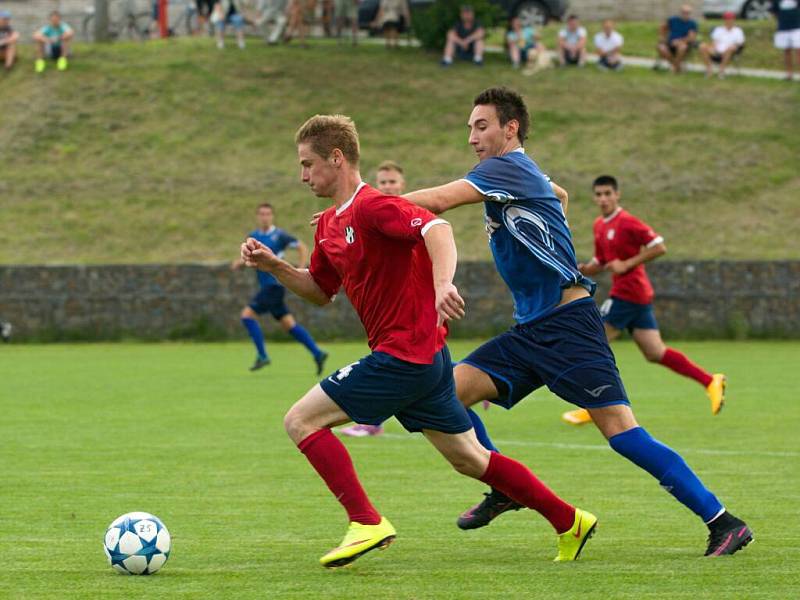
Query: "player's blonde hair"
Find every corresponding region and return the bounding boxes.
[376,160,404,175]
[295,115,360,165]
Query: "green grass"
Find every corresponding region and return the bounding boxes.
[488,19,782,70]
[1,340,798,599]
[1,38,798,265]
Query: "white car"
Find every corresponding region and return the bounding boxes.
[703,0,773,19]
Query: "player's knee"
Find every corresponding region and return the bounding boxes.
[449,455,484,478]
[283,408,310,443]
[644,347,665,362]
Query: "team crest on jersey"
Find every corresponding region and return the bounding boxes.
[607,229,616,240]
[345,226,355,244]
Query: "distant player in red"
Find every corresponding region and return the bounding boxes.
[241,114,595,568]
[564,175,726,425]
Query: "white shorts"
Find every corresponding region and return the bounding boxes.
[774,28,800,49]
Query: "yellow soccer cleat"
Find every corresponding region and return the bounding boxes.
[562,408,593,426]
[554,508,597,562]
[57,56,68,71]
[319,517,396,568]
[706,373,726,415]
[35,58,46,73]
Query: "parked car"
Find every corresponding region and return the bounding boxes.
[702,0,773,20]
[358,0,568,31]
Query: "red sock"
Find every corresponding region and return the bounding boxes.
[479,451,575,534]
[298,429,381,525]
[660,348,713,387]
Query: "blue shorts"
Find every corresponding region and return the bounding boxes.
[320,346,473,434]
[461,298,629,410]
[600,296,658,333]
[248,286,290,320]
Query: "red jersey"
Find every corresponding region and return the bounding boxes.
[593,208,663,305]
[309,183,449,364]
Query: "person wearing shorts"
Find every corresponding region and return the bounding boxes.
[772,0,800,79]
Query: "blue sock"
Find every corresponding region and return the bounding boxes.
[241,318,267,359]
[289,324,323,359]
[468,408,500,453]
[609,427,723,522]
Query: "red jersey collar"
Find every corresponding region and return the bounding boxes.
[335,181,366,216]
[602,207,623,223]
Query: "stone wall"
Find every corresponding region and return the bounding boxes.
[1,261,798,341]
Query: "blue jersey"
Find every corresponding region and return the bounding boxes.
[249,227,298,288]
[463,148,595,324]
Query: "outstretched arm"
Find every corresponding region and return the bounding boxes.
[404,180,484,215]
[241,238,331,306]
[423,223,465,324]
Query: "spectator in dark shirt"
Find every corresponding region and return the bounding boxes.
[771,0,800,80]
[0,10,19,71]
[657,4,698,73]
[441,4,485,66]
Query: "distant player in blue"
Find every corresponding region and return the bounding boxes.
[405,86,752,557]
[232,203,327,373]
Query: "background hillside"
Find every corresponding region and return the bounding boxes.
[2,38,798,264]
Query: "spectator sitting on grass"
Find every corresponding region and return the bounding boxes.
[441,4,485,67]
[657,4,698,73]
[771,0,800,81]
[594,19,623,71]
[0,10,19,71]
[212,0,247,49]
[699,11,744,79]
[558,14,587,67]
[506,15,543,70]
[33,11,73,73]
[372,0,411,49]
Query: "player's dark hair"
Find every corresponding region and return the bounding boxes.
[473,87,530,144]
[567,14,578,20]
[593,175,618,190]
[257,203,273,211]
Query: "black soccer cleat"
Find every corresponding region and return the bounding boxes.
[249,356,271,372]
[457,488,524,530]
[705,512,753,557]
[315,351,329,376]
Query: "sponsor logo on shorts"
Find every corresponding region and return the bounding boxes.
[584,384,612,398]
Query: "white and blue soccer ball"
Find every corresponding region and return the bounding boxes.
[103,512,171,575]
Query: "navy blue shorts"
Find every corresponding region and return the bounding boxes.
[248,286,290,320]
[320,346,472,434]
[600,296,658,333]
[461,298,629,410]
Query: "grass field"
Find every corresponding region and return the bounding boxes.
[1,39,798,265]
[1,340,798,599]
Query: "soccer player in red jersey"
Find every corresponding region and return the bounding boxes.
[562,175,726,426]
[240,114,597,568]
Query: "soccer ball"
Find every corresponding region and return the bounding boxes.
[103,512,171,575]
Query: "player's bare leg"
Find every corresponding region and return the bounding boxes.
[424,427,596,561]
[588,403,752,556]
[284,384,396,568]
[632,328,725,415]
[562,323,620,426]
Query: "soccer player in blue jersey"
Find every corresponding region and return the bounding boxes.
[404,86,752,557]
[232,203,328,373]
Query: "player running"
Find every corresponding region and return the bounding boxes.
[242,114,597,568]
[562,175,726,426]
[339,160,407,438]
[403,87,752,557]
[232,203,327,373]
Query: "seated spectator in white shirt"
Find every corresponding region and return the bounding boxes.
[594,19,623,70]
[558,14,587,66]
[700,11,745,78]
